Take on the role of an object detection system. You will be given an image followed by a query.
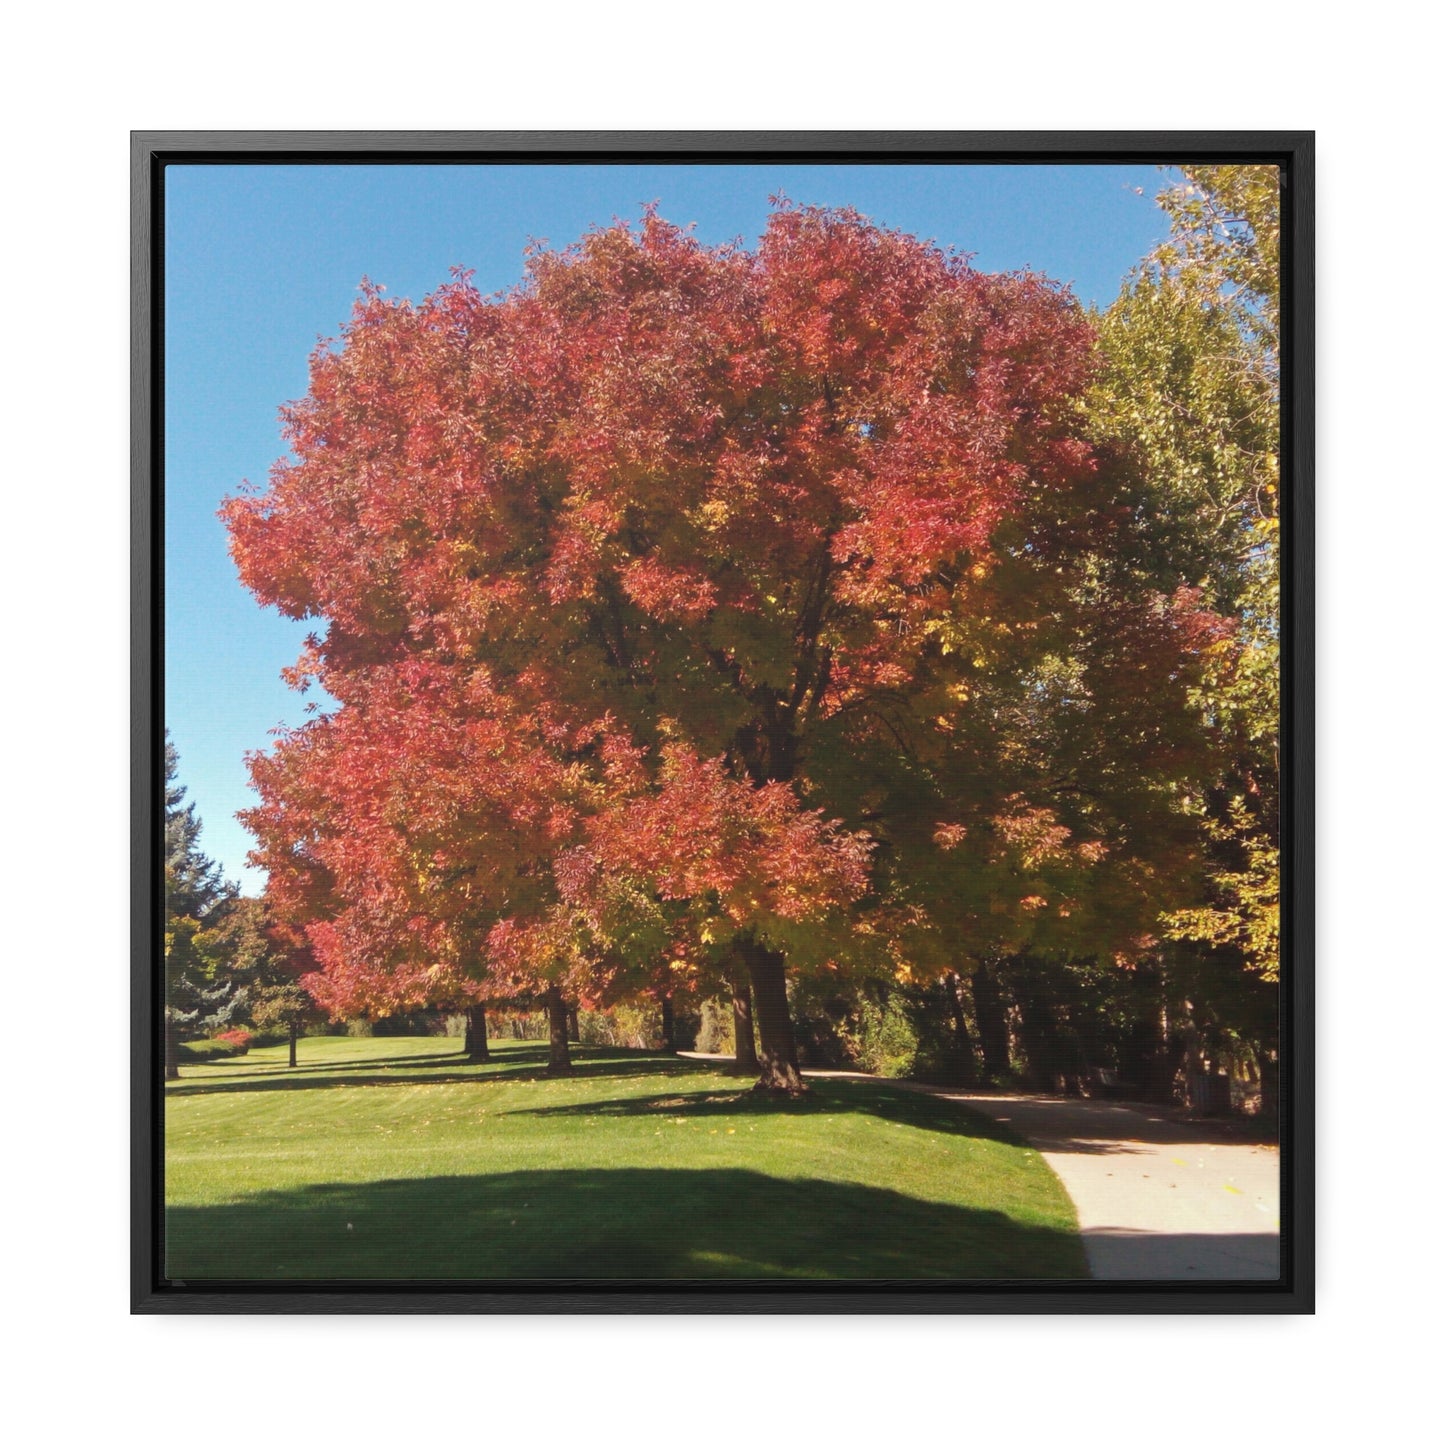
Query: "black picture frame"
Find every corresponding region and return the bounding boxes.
[133,129,1314,1315]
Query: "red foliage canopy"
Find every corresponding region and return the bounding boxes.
[226,204,1217,1016]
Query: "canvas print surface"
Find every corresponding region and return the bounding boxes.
[160,160,1283,1287]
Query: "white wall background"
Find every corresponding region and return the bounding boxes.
[1,5,1435,1437]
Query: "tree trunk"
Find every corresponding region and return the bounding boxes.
[970,960,1012,1081]
[464,1002,490,1062]
[943,973,979,1082]
[545,987,572,1073]
[740,937,805,1095]
[730,962,758,1073]
[164,1016,181,1081]
[288,1020,299,1069]
[1178,1002,1203,1110]
[1259,1049,1280,1124]
[1012,969,1070,1092]
[566,1005,580,1044]
[659,992,676,1051]
[1144,1000,1185,1105]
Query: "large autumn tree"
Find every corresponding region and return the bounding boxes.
[226,203,1220,1092]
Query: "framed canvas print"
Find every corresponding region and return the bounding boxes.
[132,131,1313,1313]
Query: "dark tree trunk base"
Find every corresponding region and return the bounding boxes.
[1144,986,1184,1106]
[724,1061,762,1078]
[464,1002,491,1062]
[942,973,979,1083]
[742,938,807,1095]
[545,987,572,1073]
[731,962,758,1074]
[971,959,1012,1081]
[1259,1052,1280,1124]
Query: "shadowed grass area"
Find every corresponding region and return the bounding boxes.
[165,1036,1085,1282]
[167,1169,1079,1281]
[162,1039,705,1098]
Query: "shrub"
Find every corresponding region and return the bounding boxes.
[578,1004,658,1050]
[671,1004,702,1053]
[901,984,980,1086]
[691,997,735,1055]
[789,975,983,1081]
[787,977,857,1068]
[176,1038,248,1062]
[836,993,919,1078]
[493,1008,548,1041]
[338,1008,456,1038]
[372,1010,450,1037]
[214,1028,252,1051]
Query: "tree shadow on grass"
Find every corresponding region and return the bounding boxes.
[943,1097,1282,1154]
[506,1079,1032,1149]
[165,1167,1087,1283]
[166,1049,714,1100]
[198,1048,493,1076]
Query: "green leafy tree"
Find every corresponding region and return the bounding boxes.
[1103,165,1280,982]
[1084,164,1282,1105]
[247,984,318,1067]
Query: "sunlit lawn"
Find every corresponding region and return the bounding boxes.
[164,1036,1085,1282]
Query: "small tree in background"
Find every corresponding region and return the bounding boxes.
[248,983,320,1067]
[164,732,240,1078]
[213,894,323,1067]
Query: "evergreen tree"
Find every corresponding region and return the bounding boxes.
[164,732,240,1078]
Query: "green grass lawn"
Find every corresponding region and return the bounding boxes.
[164,1036,1085,1282]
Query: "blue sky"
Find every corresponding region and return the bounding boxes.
[164,162,1174,891]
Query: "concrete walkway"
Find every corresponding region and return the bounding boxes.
[926,1091,1280,1280]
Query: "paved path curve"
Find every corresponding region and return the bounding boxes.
[917,1089,1280,1281]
